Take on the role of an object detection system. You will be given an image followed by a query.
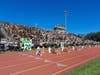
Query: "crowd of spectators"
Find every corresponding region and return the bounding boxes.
[1,22,99,49]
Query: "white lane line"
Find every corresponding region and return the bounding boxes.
[9,63,55,75]
[0,52,71,69]
[52,55,100,75]
[0,53,64,69]
[44,59,52,63]
[18,53,43,60]
[0,59,42,69]
[56,63,67,67]
[1,49,98,70]
[9,51,97,75]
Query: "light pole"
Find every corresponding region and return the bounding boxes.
[64,10,67,32]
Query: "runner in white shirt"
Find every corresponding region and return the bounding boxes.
[36,46,42,56]
[48,46,51,53]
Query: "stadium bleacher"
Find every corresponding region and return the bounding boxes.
[0,22,99,52]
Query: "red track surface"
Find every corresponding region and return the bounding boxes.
[0,47,100,75]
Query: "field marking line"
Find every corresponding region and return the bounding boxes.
[0,49,87,69]
[9,50,99,75]
[0,59,42,69]
[52,55,100,75]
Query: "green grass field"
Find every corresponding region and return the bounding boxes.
[65,58,100,75]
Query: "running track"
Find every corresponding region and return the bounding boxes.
[0,47,100,75]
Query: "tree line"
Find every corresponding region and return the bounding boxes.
[85,31,100,42]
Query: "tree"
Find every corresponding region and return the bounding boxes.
[85,31,100,42]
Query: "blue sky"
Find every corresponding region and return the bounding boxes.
[0,0,100,34]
